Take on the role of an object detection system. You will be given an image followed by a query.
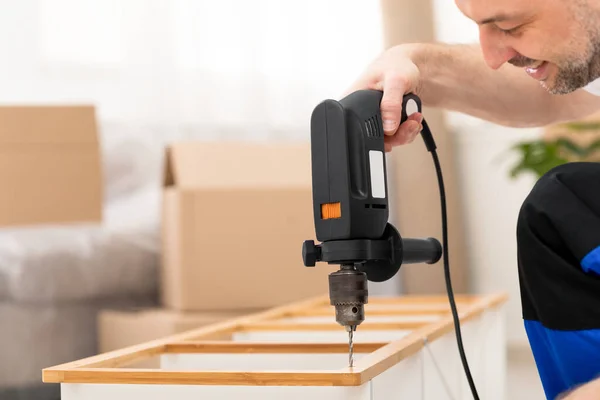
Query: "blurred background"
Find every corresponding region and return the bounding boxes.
[2,0,598,399]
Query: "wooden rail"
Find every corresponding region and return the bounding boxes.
[42,292,508,387]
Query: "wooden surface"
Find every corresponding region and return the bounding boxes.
[164,342,387,354]
[239,321,430,331]
[42,292,508,387]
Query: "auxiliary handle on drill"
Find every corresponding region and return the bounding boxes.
[302,224,442,281]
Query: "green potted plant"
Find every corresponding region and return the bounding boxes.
[509,121,600,179]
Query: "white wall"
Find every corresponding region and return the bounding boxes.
[430,0,543,346]
[453,124,541,345]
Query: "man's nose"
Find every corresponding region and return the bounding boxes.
[479,29,518,70]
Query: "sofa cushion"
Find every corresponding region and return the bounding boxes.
[0,187,159,303]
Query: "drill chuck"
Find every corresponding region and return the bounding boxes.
[328,265,368,328]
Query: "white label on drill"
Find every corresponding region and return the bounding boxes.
[369,150,386,198]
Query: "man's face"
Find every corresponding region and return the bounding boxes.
[456,0,600,94]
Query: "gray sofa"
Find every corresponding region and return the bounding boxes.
[0,123,169,400]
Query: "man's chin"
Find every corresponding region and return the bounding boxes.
[544,63,595,94]
[538,77,582,95]
[542,85,577,95]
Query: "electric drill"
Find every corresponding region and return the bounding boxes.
[301,90,443,364]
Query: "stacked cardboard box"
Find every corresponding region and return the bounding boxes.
[98,140,336,358]
[0,105,105,398]
[0,105,102,226]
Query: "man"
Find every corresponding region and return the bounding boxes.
[347,0,600,399]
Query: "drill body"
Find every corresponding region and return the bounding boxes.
[302,90,443,333]
[309,89,389,243]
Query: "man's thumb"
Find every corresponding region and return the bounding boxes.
[380,76,407,135]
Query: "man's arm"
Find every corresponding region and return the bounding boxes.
[412,42,600,127]
[558,377,600,399]
[348,42,600,148]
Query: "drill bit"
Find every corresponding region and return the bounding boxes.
[327,264,366,368]
[347,325,355,367]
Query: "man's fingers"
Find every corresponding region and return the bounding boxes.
[403,113,423,143]
[405,112,423,125]
[407,123,423,143]
[381,74,409,136]
[384,119,421,147]
[389,113,422,144]
[411,112,423,122]
[406,113,423,143]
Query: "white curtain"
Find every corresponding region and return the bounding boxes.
[0,0,483,201]
[1,0,384,143]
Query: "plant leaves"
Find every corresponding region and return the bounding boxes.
[559,121,600,131]
[507,139,570,179]
[555,138,586,157]
[505,124,600,180]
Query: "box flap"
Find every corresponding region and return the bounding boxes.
[0,105,102,226]
[163,141,312,189]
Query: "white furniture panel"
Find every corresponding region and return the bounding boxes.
[44,293,508,400]
[61,383,373,400]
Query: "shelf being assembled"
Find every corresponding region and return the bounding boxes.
[43,292,508,400]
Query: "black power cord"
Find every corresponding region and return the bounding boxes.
[419,119,480,400]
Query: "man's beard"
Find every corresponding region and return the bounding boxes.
[547,43,600,94]
[548,0,600,94]
[508,41,600,95]
[507,23,600,94]
[547,60,595,95]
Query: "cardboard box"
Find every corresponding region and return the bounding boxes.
[0,105,102,226]
[161,141,335,311]
[98,308,252,368]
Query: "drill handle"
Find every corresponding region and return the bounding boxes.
[402,238,442,265]
[400,93,422,123]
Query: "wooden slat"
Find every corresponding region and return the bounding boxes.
[294,303,465,316]
[164,341,387,354]
[53,368,363,386]
[239,321,428,331]
[291,296,474,318]
[364,294,476,305]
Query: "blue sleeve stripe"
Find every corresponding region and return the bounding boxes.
[581,245,600,275]
[524,319,600,399]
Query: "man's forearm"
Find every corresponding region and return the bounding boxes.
[559,376,600,399]
[409,42,600,127]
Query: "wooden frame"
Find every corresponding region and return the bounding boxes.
[43,292,507,388]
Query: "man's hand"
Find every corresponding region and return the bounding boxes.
[346,45,424,152]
